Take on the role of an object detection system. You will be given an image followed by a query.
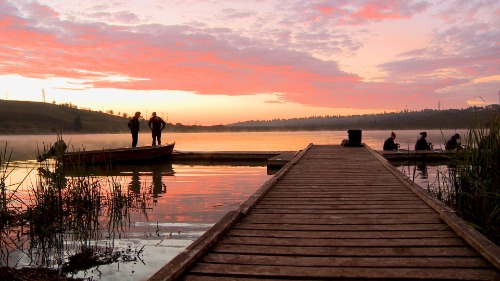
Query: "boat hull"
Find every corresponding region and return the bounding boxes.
[62,143,175,165]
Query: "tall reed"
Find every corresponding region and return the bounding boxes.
[1,139,148,274]
[26,159,128,270]
[1,144,38,267]
[452,111,499,244]
[0,144,12,222]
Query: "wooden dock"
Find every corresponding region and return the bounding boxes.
[150,145,500,280]
[170,150,287,162]
[379,149,462,161]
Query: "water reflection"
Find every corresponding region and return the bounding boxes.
[390,160,457,204]
[1,160,270,280]
[129,170,141,194]
[10,162,180,274]
[416,163,428,179]
[1,162,174,277]
[390,160,449,181]
[102,164,173,202]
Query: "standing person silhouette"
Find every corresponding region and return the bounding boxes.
[128,111,141,147]
[148,112,166,145]
[128,112,141,147]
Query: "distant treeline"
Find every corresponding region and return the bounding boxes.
[227,106,500,131]
[1,99,498,134]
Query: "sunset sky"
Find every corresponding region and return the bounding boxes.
[1,0,499,125]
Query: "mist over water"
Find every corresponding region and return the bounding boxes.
[2,129,466,161]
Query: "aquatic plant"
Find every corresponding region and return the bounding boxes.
[451,111,499,244]
[24,158,136,270]
[426,164,459,206]
[398,160,457,206]
[0,144,13,224]
[0,139,154,280]
[396,110,499,245]
[0,144,39,267]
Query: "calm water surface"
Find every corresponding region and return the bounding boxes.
[0,130,464,280]
[1,129,467,161]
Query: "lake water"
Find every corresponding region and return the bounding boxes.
[1,129,467,161]
[0,130,465,280]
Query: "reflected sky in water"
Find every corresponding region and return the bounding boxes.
[390,160,457,204]
[2,161,271,280]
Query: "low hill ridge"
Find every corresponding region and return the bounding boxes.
[1,99,498,134]
[0,100,129,134]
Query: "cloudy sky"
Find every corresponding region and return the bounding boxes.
[0,0,498,125]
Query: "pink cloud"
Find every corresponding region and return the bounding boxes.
[0,2,372,109]
[0,0,497,112]
[351,1,429,20]
[381,21,499,80]
[0,11,449,111]
[298,0,430,25]
[24,1,60,20]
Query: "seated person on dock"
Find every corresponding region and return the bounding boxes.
[415,132,432,150]
[383,132,400,151]
[445,133,461,150]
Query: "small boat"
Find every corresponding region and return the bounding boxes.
[379,149,461,161]
[60,143,175,165]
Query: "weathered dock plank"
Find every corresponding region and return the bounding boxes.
[211,243,481,257]
[149,145,499,281]
[218,236,467,247]
[186,264,497,280]
[201,254,491,268]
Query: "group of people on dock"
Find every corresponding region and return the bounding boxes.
[128,112,167,147]
[383,131,461,151]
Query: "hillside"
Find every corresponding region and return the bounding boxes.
[1,100,498,134]
[0,100,130,134]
